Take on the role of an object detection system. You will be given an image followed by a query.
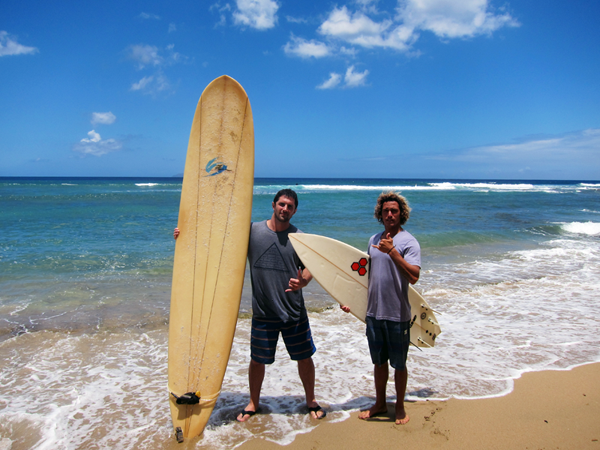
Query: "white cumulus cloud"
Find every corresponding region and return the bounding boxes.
[233,0,279,30]
[130,73,170,95]
[73,130,122,157]
[138,12,161,20]
[284,36,331,58]
[210,2,232,27]
[288,1,519,91]
[317,6,413,51]
[317,65,369,89]
[286,15,308,24]
[287,0,518,63]
[127,44,163,69]
[344,65,369,87]
[126,44,185,95]
[317,73,343,90]
[131,76,154,91]
[91,112,116,126]
[398,0,520,39]
[0,31,38,57]
[319,6,394,45]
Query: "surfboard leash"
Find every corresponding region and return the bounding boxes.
[171,391,202,405]
[170,389,222,405]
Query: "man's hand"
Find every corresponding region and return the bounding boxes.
[286,269,306,292]
[372,233,394,254]
[374,233,421,285]
[173,228,180,240]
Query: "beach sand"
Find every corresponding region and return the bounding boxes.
[237,363,600,450]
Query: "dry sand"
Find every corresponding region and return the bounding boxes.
[237,362,600,450]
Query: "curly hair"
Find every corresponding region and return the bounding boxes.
[374,191,411,225]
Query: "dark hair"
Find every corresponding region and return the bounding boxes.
[273,189,298,208]
[374,191,411,225]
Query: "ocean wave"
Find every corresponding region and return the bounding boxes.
[252,181,586,194]
[298,184,445,191]
[254,183,530,193]
[428,182,535,191]
[253,184,429,193]
[561,221,600,236]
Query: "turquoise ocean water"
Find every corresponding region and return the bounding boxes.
[1,177,600,449]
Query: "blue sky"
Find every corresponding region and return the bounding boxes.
[1,0,599,180]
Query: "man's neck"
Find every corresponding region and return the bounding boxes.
[384,225,402,237]
[267,216,291,232]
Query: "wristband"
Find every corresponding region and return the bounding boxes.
[387,245,395,254]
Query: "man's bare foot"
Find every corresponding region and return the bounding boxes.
[358,405,388,420]
[395,411,410,425]
[236,409,256,422]
[236,405,258,422]
[308,403,327,419]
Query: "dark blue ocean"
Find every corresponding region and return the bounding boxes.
[1,177,600,449]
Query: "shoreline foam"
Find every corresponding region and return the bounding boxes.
[236,362,600,450]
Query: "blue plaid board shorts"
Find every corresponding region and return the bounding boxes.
[250,316,316,364]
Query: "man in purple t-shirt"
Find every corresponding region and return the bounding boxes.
[342,192,421,425]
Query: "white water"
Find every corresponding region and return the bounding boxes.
[1,231,599,449]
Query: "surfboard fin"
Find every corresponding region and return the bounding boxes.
[417,337,433,348]
[421,303,442,315]
[171,391,201,405]
[410,341,424,352]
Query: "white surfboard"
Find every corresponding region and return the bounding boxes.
[289,233,441,348]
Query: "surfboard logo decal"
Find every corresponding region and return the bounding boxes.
[205,158,228,176]
[351,258,368,276]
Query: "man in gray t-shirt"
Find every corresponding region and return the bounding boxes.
[238,189,326,422]
[342,192,421,426]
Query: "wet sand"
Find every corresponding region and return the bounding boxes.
[237,362,600,449]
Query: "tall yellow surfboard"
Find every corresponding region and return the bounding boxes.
[168,75,254,441]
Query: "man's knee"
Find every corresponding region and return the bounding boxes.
[250,358,266,368]
[297,356,313,364]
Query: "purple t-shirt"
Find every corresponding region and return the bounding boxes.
[366,230,421,322]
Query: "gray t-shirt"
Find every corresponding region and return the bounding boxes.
[366,230,421,322]
[248,220,306,322]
